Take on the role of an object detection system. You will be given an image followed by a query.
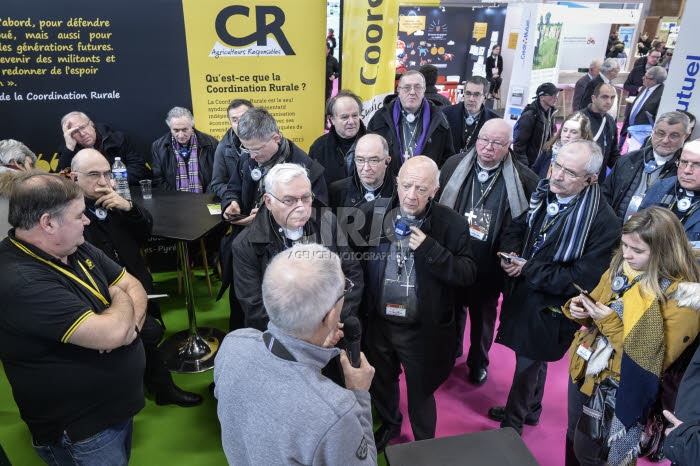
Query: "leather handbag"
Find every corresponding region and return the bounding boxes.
[576,376,619,461]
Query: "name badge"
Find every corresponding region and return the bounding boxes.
[385,304,406,318]
[576,342,593,361]
[469,225,486,240]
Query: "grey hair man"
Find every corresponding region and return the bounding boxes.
[605,111,691,222]
[0,139,36,172]
[578,57,621,111]
[215,243,376,465]
[439,118,539,386]
[0,173,147,464]
[151,106,219,192]
[209,99,254,199]
[367,70,454,175]
[491,140,620,434]
[57,111,148,184]
[619,65,668,147]
[231,162,362,332]
[572,59,602,112]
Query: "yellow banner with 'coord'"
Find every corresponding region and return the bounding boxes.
[181,0,325,151]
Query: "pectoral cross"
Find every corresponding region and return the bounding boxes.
[401,275,415,297]
[465,210,476,224]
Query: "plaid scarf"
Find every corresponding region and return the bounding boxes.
[526,179,600,262]
[171,133,203,193]
[605,270,670,466]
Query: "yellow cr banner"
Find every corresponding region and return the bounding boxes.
[181,0,324,151]
[342,0,399,108]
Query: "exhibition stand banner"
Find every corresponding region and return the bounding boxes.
[342,0,399,122]
[0,0,325,171]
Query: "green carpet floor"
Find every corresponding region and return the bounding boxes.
[0,270,387,465]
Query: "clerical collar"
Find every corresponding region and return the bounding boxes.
[282,226,304,241]
[361,180,383,194]
[652,152,675,166]
[402,105,422,124]
[556,194,575,205]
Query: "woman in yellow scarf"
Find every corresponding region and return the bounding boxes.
[563,207,700,466]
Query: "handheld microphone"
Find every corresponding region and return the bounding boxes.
[343,316,362,368]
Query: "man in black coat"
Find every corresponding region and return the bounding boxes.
[355,156,477,449]
[512,83,559,167]
[71,149,202,407]
[309,90,367,185]
[220,108,328,328]
[367,70,454,174]
[58,111,149,185]
[489,141,620,434]
[439,119,539,386]
[151,107,218,193]
[579,83,620,182]
[571,59,601,112]
[209,99,253,200]
[664,344,700,464]
[231,163,362,331]
[578,58,620,113]
[329,134,395,210]
[442,76,499,154]
[603,111,690,223]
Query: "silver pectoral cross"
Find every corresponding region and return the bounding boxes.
[465,210,476,224]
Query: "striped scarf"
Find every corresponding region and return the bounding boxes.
[606,271,670,466]
[527,179,600,262]
[172,134,203,193]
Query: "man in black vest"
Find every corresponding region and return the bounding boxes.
[439,119,538,385]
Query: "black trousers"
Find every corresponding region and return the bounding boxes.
[140,313,174,393]
[456,288,500,369]
[368,317,437,441]
[502,354,548,434]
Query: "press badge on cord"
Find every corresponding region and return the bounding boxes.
[385,304,406,318]
[576,341,593,361]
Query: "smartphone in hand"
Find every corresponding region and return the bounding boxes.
[498,252,523,264]
[572,283,595,302]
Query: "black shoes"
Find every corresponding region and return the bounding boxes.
[374,424,401,453]
[469,367,488,386]
[155,385,203,407]
[487,406,539,426]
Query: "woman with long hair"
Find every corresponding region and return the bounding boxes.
[531,112,593,179]
[564,207,700,466]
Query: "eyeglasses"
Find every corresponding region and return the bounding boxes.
[476,137,509,149]
[335,277,355,303]
[355,157,387,168]
[676,159,700,172]
[73,170,113,181]
[70,122,92,136]
[267,191,314,207]
[551,160,585,180]
[398,84,425,93]
[241,135,275,156]
[652,129,684,142]
[464,91,484,98]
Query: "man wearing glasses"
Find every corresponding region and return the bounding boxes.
[231,163,361,332]
[491,140,619,435]
[355,156,477,450]
[640,140,700,241]
[367,70,454,175]
[439,119,538,386]
[309,90,367,185]
[70,148,202,408]
[329,134,395,209]
[604,112,691,223]
[214,243,377,465]
[58,111,149,185]
[619,66,667,151]
[442,76,500,154]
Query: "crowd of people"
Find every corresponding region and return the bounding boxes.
[1,29,700,466]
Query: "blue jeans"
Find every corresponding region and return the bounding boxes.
[33,418,133,466]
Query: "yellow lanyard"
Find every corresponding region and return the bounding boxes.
[10,238,109,306]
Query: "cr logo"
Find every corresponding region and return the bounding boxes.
[215,5,295,55]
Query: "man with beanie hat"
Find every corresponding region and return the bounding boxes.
[512,83,560,167]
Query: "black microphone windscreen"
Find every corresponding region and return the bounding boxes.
[343,316,362,341]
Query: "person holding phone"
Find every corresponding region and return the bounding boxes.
[563,207,700,466]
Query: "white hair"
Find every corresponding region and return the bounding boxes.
[264,163,310,195]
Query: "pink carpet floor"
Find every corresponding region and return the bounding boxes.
[392,305,668,466]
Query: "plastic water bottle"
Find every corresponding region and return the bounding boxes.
[112,157,131,200]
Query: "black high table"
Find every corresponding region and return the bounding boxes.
[135,191,226,373]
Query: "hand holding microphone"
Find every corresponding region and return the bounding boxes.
[339,316,374,391]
